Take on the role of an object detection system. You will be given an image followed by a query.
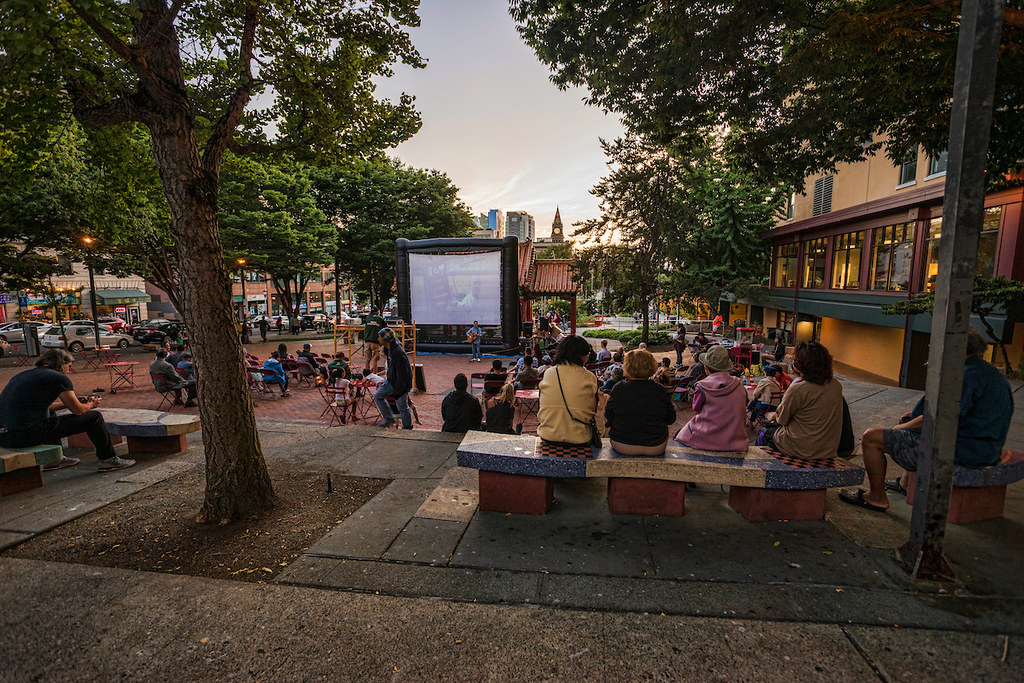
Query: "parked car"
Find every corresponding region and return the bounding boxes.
[0,320,52,344]
[97,316,127,333]
[134,321,187,345]
[128,318,173,337]
[42,324,131,351]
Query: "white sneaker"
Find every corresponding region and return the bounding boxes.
[98,456,136,472]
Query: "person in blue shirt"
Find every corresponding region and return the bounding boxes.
[262,351,291,396]
[467,321,483,361]
[842,328,1014,513]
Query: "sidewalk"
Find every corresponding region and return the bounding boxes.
[1,377,1022,680]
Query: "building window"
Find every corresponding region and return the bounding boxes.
[870,223,915,291]
[776,311,795,340]
[812,176,833,216]
[928,150,948,176]
[831,231,863,290]
[898,146,918,186]
[773,243,799,288]
[802,238,827,288]
[786,192,795,220]
[920,207,1002,291]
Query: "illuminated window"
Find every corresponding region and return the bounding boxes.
[773,243,799,288]
[870,223,915,291]
[920,207,1002,291]
[802,238,827,288]
[831,231,863,290]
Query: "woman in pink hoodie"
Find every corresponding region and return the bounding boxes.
[675,345,748,451]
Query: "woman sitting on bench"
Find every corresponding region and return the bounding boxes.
[604,349,677,455]
[537,335,599,448]
[675,345,748,452]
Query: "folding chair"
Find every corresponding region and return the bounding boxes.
[259,368,285,398]
[319,385,356,426]
[295,361,318,389]
[246,365,271,399]
[150,373,179,411]
[482,378,506,399]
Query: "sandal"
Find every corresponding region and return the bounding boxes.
[838,489,888,513]
[884,479,907,495]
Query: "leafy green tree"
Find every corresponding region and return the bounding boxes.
[883,276,1024,374]
[311,159,474,309]
[219,159,335,320]
[573,135,693,342]
[0,0,425,521]
[511,1,1024,188]
[536,242,573,259]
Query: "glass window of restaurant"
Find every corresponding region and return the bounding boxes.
[870,223,915,291]
[802,238,827,288]
[830,231,863,289]
[773,243,799,287]
[920,207,1002,291]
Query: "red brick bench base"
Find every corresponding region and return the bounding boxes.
[903,450,1024,525]
[728,487,826,522]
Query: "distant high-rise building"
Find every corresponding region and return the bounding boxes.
[550,206,564,243]
[487,209,505,239]
[505,211,535,241]
[471,212,491,239]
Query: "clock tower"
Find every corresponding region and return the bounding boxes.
[550,206,564,243]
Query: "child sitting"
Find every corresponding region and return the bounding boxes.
[747,366,782,422]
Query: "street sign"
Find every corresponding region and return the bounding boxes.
[0,293,13,303]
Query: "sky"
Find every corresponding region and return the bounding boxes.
[374,0,625,238]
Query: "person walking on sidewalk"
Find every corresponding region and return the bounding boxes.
[258,318,269,343]
[373,328,413,429]
[0,350,134,471]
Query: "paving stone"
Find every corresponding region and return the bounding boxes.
[383,518,466,564]
[0,481,149,534]
[307,478,440,559]
[415,466,478,523]
[0,531,30,552]
[340,438,456,479]
[846,627,1024,680]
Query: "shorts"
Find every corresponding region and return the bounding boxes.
[366,341,381,364]
[882,428,922,471]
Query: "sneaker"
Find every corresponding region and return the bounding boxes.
[376,419,396,428]
[43,456,81,471]
[280,392,291,397]
[98,456,136,472]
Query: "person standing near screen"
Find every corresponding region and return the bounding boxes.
[467,320,483,362]
[363,308,385,374]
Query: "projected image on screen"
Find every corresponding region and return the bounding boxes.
[409,252,502,325]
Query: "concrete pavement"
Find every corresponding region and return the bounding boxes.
[1,375,1023,680]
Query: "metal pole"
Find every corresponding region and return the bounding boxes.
[87,261,101,349]
[240,268,247,322]
[897,0,1004,581]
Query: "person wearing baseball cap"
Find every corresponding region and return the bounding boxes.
[373,327,413,428]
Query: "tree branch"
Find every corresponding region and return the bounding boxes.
[202,1,259,172]
[138,0,190,51]
[68,2,144,73]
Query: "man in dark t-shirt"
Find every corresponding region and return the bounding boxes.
[0,350,134,471]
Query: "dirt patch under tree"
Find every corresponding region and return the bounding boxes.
[5,462,389,583]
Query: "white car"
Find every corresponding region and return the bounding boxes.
[42,323,132,351]
[0,321,52,344]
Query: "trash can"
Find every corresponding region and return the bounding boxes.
[25,324,41,356]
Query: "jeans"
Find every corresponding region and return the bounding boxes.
[675,349,683,366]
[374,381,412,428]
[0,411,117,460]
[472,340,482,359]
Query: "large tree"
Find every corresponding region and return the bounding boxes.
[511,1,1024,188]
[0,1,424,521]
[312,159,474,309]
[220,158,335,318]
[573,136,691,342]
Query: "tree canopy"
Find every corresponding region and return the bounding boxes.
[511,0,1024,188]
[312,159,474,309]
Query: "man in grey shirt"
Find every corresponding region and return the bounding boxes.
[149,349,197,407]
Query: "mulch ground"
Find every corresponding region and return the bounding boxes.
[5,461,389,584]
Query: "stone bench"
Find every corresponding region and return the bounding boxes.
[903,449,1024,524]
[456,432,865,521]
[66,408,201,455]
[0,443,63,496]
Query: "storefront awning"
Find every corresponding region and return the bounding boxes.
[94,289,151,305]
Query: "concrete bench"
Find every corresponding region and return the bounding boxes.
[903,449,1024,524]
[456,432,865,521]
[66,408,201,455]
[0,443,63,496]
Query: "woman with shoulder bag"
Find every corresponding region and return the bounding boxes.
[537,335,600,448]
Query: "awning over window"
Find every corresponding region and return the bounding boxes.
[94,289,151,305]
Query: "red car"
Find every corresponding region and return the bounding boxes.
[97,316,127,333]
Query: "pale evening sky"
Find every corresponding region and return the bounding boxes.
[375,0,625,238]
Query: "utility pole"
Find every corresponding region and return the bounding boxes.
[897,0,1004,581]
[82,236,101,350]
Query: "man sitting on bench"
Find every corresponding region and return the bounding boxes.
[841,328,1013,513]
[150,348,198,407]
[0,350,134,471]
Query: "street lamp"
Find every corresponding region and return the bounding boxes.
[237,259,247,323]
[82,236,101,350]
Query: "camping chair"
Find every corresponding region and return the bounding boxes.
[150,372,180,411]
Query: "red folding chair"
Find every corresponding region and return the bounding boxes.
[150,373,179,411]
[295,361,318,389]
[319,385,356,426]
[259,368,286,397]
